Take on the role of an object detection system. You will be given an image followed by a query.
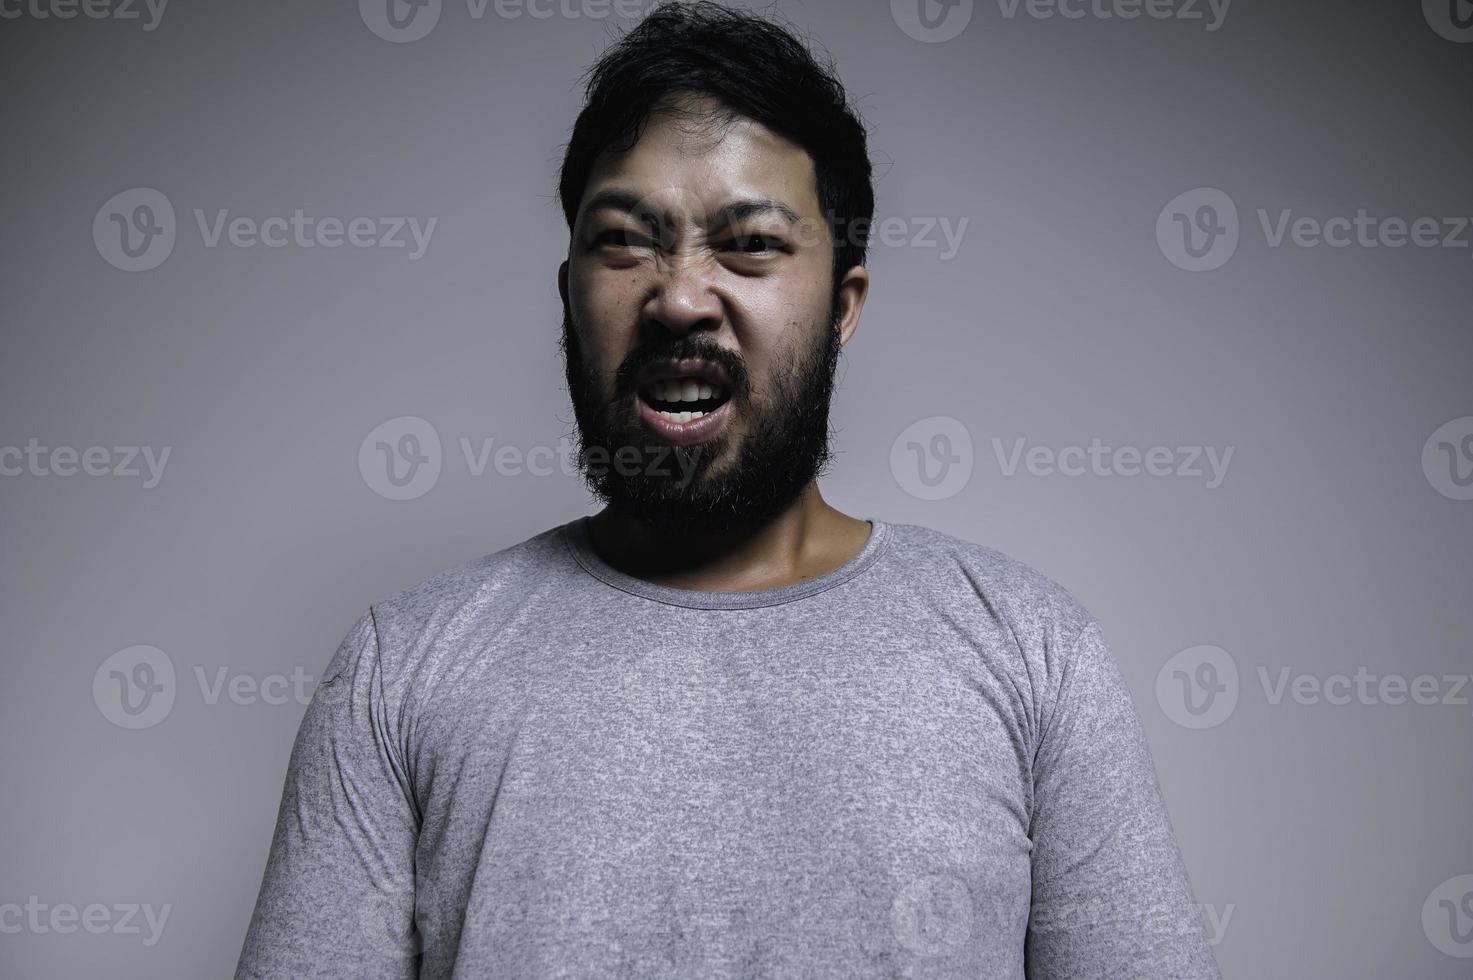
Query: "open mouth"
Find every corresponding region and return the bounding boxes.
[633,359,737,445]
[638,377,731,422]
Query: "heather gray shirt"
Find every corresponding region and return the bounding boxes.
[237,517,1221,979]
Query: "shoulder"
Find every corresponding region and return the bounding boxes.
[376,523,568,623]
[883,520,1122,752]
[882,520,1099,643]
[322,521,573,685]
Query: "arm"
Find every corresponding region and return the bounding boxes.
[236,611,421,980]
[1024,620,1221,979]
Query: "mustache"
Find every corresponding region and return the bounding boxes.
[611,337,749,401]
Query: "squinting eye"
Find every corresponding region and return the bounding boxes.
[593,229,649,249]
[728,235,778,254]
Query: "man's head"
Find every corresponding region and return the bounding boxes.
[556,1,874,537]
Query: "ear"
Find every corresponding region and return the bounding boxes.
[833,264,870,348]
[557,259,570,309]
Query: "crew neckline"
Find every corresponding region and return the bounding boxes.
[560,514,893,610]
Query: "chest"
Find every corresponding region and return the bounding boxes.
[407,618,1036,878]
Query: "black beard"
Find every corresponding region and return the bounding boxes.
[558,304,842,538]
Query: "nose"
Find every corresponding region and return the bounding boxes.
[641,260,724,338]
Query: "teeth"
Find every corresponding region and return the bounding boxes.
[646,377,726,404]
[657,410,705,423]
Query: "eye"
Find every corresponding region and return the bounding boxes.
[593,228,652,249]
[726,234,781,255]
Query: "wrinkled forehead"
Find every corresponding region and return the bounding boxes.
[578,103,823,230]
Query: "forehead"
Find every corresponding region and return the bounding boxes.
[580,105,822,222]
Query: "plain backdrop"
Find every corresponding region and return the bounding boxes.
[1,0,1470,976]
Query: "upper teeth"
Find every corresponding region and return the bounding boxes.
[646,378,722,403]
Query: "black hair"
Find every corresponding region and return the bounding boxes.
[556,0,875,293]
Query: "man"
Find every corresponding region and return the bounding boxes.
[237,3,1221,977]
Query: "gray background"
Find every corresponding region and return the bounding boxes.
[2,0,1471,976]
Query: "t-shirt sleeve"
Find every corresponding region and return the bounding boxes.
[1024,619,1221,979]
[235,611,422,980]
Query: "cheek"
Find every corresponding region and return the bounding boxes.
[570,266,646,373]
[729,275,831,387]
[733,254,831,326]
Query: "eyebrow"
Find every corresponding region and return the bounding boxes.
[582,190,802,228]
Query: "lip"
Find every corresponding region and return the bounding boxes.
[637,394,733,446]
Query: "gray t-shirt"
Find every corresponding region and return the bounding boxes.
[236,516,1220,979]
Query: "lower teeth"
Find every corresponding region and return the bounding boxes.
[657,409,704,422]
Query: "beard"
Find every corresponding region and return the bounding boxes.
[559,301,843,538]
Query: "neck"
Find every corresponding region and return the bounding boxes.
[586,483,872,593]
